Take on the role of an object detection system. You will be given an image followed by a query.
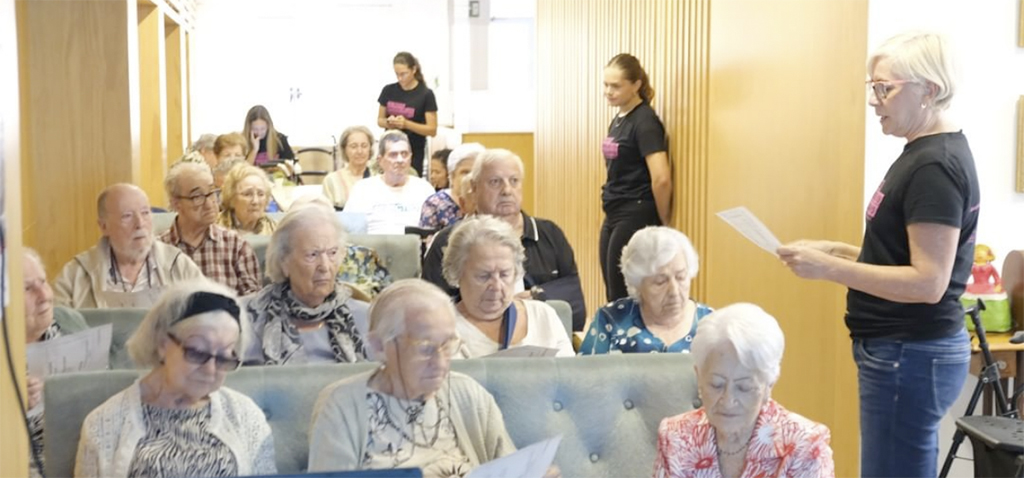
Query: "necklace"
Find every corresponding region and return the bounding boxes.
[717,441,748,456]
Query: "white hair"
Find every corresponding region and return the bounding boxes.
[366,279,456,361]
[620,226,700,299]
[690,303,784,386]
[441,215,526,288]
[126,279,249,368]
[265,206,347,283]
[446,142,485,175]
[867,30,958,110]
[164,161,213,211]
[190,133,217,152]
[466,149,525,193]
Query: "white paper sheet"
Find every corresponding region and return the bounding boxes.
[485,345,559,358]
[26,324,112,378]
[716,206,782,257]
[468,435,562,478]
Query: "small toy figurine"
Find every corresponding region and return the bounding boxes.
[967,244,1003,295]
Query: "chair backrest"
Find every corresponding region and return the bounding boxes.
[1003,250,1024,331]
[295,148,334,185]
[546,299,573,339]
[46,354,698,478]
[152,212,177,235]
[77,308,149,369]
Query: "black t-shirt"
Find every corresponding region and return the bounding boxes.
[256,132,295,160]
[846,132,980,340]
[377,81,438,174]
[601,101,667,209]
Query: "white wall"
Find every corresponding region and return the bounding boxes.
[866,1,1024,476]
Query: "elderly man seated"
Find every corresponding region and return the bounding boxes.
[55,183,203,308]
[344,130,436,234]
[423,149,587,330]
[159,161,261,296]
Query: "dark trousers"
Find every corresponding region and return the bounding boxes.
[600,199,661,302]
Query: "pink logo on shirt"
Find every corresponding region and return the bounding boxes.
[386,101,415,119]
[602,137,619,160]
[866,180,885,220]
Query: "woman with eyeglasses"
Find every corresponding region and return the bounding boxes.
[74,280,276,478]
[778,31,978,477]
[217,162,277,235]
[243,205,368,365]
[308,279,516,477]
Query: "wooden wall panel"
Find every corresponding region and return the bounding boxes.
[138,3,168,207]
[2,0,28,473]
[18,0,141,280]
[536,0,708,321]
[461,132,535,214]
[165,19,186,164]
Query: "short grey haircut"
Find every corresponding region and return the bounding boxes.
[96,183,147,219]
[446,142,485,176]
[690,303,784,386]
[338,125,376,164]
[366,279,456,360]
[164,161,213,211]
[126,279,249,368]
[466,149,525,193]
[190,133,217,153]
[378,129,411,158]
[867,30,958,110]
[23,247,45,273]
[620,226,700,299]
[441,215,526,288]
[265,205,347,283]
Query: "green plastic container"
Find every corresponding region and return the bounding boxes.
[961,293,1012,333]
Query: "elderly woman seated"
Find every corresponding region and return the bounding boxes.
[581,226,713,354]
[243,205,368,364]
[74,280,276,478]
[308,279,517,476]
[442,216,574,357]
[217,163,277,235]
[24,248,88,477]
[653,303,834,478]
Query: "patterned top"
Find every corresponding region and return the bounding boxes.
[159,221,261,296]
[216,211,277,236]
[580,298,713,354]
[653,399,834,478]
[339,245,393,298]
[28,323,64,478]
[419,190,462,230]
[127,403,238,478]
[363,391,471,478]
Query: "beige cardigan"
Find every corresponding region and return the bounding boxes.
[53,237,203,309]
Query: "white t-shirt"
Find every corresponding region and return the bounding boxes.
[454,300,575,358]
[343,176,435,234]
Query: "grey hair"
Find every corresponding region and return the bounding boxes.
[690,303,784,386]
[190,133,217,153]
[446,142,485,176]
[441,215,526,288]
[366,279,456,361]
[378,129,411,158]
[867,30,958,110]
[164,161,213,211]
[265,205,347,283]
[466,149,525,194]
[338,125,376,164]
[96,183,147,219]
[23,247,45,273]
[126,279,249,368]
[620,226,700,299]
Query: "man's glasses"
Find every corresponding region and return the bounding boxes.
[866,79,915,102]
[167,334,241,371]
[176,189,220,207]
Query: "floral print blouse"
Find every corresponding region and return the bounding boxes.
[338,244,393,298]
[653,399,834,478]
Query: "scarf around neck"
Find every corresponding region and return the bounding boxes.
[250,281,365,364]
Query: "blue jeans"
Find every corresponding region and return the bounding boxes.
[853,329,970,478]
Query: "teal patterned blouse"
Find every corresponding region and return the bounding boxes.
[579,297,713,354]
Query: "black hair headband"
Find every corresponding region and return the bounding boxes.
[174,291,241,325]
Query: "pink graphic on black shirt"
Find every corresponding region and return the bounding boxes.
[866,180,885,220]
[602,137,620,160]
[386,101,415,119]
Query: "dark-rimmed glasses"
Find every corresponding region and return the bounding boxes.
[175,189,220,207]
[167,334,241,371]
[866,79,915,103]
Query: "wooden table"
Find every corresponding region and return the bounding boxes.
[969,332,1024,415]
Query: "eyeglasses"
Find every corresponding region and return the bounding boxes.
[300,247,340,264]
[176,189,220,207]
[866,79,915,102]
[405,336,461,359]
[167,334,241,371]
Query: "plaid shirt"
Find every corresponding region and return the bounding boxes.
[159,221,261,296]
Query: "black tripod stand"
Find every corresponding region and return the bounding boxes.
[939,299,1022,478]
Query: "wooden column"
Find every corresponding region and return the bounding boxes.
[165,18,187,163]
[138,2,168,207]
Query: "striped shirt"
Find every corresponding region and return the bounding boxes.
[159,222,261,296]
